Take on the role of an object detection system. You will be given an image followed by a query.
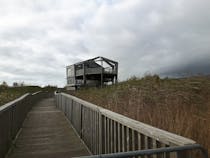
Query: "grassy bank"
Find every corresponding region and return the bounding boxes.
[68,75,210,152]
[0,86,41,106]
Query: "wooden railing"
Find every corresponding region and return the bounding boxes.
[55,92,197,158]
[0,91,50,158]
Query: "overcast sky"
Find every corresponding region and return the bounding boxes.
[0,0,210,87]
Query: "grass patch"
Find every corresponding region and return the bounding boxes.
[0,86,41,106]
[0,86,56,106]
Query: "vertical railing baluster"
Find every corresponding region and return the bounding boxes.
[95,111,98,154]
[113,121,117,153]
[99,113,103,154]
[137,133,142,158]
[151,139,157,158]
[94,110,96,154]
[104,116,107,154]
[91,109,93,152]
[122,125,125,152]
[107,118,110,153]
[110,119,113,153]
[126,127,129,151]
[118,123,121,152]
[132,130,135,151]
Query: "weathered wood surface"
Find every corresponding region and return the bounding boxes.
[7,98,90,158]
[56,93,196,157]
[100,108,195,146]
[60,93,195,146]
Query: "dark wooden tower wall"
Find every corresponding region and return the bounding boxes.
[66,56,118,90]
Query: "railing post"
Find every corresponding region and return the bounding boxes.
[11,104,15,139]
[99,113,103,154]
[80,104,83,138]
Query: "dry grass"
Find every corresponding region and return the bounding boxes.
[68,75,210,152]
[0,85,60,106]
[0,86,42,106]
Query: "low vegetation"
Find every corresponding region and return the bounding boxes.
[0,85,56,106]
[0,86,41,106]
[68,75,210,152]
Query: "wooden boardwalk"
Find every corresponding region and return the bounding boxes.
[7,98,90,158]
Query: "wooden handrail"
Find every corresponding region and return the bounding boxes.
[0,91,49,158]
[100,108,195,146]
[0,93,30,114]
[55,92,196,157]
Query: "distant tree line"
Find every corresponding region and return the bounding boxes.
[0,81,58,90]
[12,82,25,87]
[0,81,26,87]
[0,81,8,87]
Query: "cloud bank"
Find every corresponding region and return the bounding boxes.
[0,0,210,86]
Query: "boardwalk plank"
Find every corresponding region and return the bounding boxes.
[7,98,90,158]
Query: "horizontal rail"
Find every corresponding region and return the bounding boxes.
[55,92,201,158]
[75,144,208,158]
[0,91,50,158]
[32,91,42,95]
[61,93,101,111]
[59,93,195,145]
[100,108,194,146]
[0,93,30,114]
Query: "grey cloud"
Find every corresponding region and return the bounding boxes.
[160,58,210,77]
[1,27,47,41]
[83,0,210,78]
[0,0,210,86]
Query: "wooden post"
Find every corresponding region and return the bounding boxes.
[110,119,113,153]
[100,114,104,154]
[117,123,121,152]
[83,63,86,86]
[113,121,117,153]
[122,125,125,152]
[74,65,76,89]
[107,118,110,153]
[66,67,68,85]
[115,63,118,84]
[104,117,107,154]
[101,68,104,88]
[126,127,130,151]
